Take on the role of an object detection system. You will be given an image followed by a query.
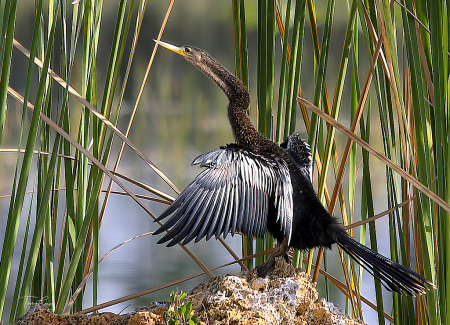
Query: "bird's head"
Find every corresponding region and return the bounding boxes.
[154,40,213,70]
[154,40,249,105]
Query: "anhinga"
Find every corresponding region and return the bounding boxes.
[153,40,433,295]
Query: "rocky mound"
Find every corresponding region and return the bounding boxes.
[14,258,365,325]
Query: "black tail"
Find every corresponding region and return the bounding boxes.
[337,234,434,296]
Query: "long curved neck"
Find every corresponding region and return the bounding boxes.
[192,55,263,148]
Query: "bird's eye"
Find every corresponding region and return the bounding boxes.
[184,47,191,54]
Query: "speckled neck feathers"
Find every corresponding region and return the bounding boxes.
[186,49,266,150]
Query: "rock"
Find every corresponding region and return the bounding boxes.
[179,257,365,324]
[13,303,134,325]
[13,303,163,325]
[13,258,365,325]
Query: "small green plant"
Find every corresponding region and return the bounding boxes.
[163,290,199,325]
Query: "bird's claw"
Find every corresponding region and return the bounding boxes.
[256,254,276,277]
[255,244,290,277]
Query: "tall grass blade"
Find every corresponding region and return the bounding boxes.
[0,0,54,316]
[8,201,32,323]
[360,105,384,325]
[283,0,305,140]
[0,0,16,148]
[275,0,291,144]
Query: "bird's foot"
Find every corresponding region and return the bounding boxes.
[256,253,276,277]
[255,239,290,277]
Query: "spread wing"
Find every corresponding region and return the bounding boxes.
[154,144,293,246]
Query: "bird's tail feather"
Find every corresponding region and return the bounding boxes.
[337,234,434,296]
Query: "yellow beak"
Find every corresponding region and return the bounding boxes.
[154,40,186,57]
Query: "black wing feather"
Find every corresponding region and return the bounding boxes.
[182,191,215,244]
[154,145,293,246]
[153,183,201,236]
[221,185,233,239]
[194,185,222,242]
[164,190,209,246]
[214,182,231,239]
[166,187,204,237]
[206,184,228,240]
[154,182,196,225]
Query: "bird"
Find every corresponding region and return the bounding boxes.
[153,40,433,295]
